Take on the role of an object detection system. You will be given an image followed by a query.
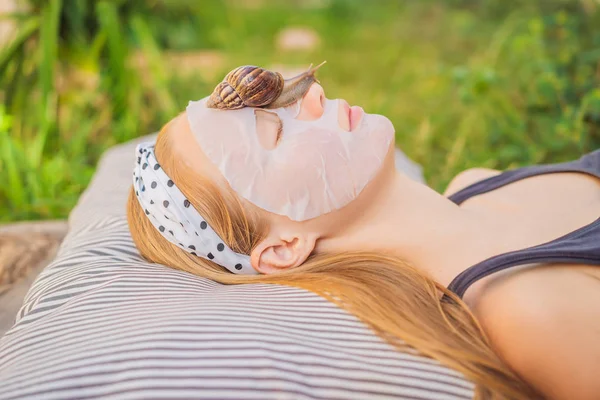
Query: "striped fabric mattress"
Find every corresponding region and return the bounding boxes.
[0,134,474,399]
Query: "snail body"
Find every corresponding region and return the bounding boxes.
[206,61,327,110]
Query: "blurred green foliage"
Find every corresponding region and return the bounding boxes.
[0,0,599,222]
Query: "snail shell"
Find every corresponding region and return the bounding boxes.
[206,66,284,110]
[206,61,327,110]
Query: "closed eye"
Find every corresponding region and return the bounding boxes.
[254,108,283,150]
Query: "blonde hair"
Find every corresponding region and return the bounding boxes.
[126,120,539,399]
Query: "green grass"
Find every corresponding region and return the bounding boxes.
[0,0,599,222]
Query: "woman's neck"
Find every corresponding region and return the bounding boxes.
[317,171,506,287]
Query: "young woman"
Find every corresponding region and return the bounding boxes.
[126,65,600,400]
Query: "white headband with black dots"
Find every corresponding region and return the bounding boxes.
[132,142,258,275]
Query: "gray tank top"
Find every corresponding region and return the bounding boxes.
[446,149,600,299]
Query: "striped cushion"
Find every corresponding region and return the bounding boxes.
[0,135,473,400]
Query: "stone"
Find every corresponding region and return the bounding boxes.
[0,220,67,336]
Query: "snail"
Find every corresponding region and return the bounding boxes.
[206,61,327,110]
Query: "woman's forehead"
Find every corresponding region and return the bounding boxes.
[169,110,230,189]
[169,109,268,218]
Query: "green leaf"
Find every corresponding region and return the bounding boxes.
[0,17,39,79]
[96,1,130,126]
[130,14,177,116]
[0,130,26,207]
[31,0,62,170]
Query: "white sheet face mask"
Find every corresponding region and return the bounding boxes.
[186,96,394,221]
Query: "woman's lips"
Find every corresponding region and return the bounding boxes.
[349,105,364,131]
[341,99,364,131]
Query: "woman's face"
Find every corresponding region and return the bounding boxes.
[183,82,395,221]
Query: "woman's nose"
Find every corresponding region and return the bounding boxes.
[295,83,325,121]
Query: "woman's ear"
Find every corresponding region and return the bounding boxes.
[250,232,317,274]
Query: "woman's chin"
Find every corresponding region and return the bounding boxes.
[364,113,395,146]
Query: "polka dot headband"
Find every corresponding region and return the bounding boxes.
[132,141,258,275]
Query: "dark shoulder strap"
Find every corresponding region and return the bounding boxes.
[445,149,600,299]
[446,216,600,299]
[448,149,600,206]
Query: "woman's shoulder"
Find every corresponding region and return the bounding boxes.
[443,167,503,197]
[471,263,600,399]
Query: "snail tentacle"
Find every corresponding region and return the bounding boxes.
[265,61,327,109]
